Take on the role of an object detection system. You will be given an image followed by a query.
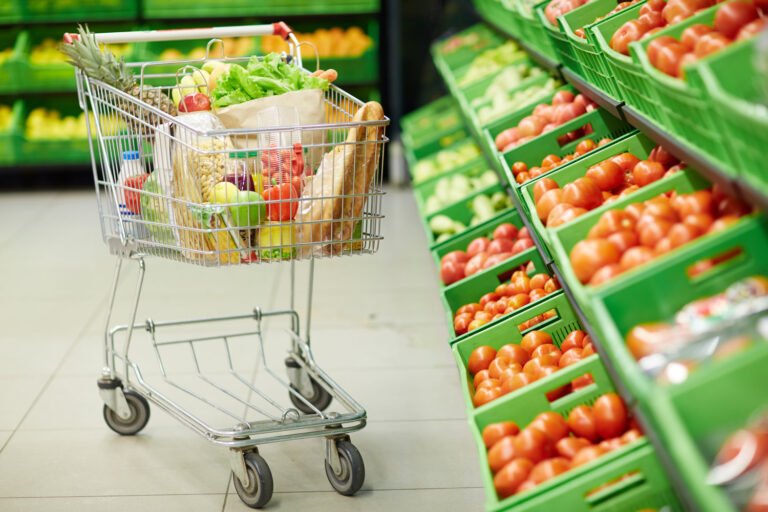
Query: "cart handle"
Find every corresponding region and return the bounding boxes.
[63,22,294,45]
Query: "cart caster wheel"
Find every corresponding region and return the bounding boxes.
[233,452,274,509]
[102,390,150,436]
[289,378,332,414]
[325,440,365,496]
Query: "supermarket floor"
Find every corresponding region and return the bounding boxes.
[0,186,484,512]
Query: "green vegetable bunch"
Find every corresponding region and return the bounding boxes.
[212,53,330,108]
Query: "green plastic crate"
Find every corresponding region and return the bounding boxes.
[404,127,469,162]
[441,245,552,343]
[18,98,92,165]
[408,140,483,184]
[431,209,524,289]
[142,0,379,18]
[0,30,22,95]
[452,292,587,410]
[590,215,768,511]
[631,5,740,175]
[472,382,681,512]
[401,95,462,136]
[518,0,558,60]
[433,24,504,72]
[485,98,630,190]
[519,130,656,248]
[421,185,507,247]
[21,0,137,22]
[700,39,768,195]
[0,0,21,23]
[535,0,583,74]
[0,101,22,166]
[592,3,664,120]
[453,46,530,92]
[560,0,638,99]
[548,169,718,314]
[413,162,498,217]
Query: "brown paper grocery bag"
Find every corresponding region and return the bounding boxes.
[214,89,326,163]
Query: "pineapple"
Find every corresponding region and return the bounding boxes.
[61,25,177,133]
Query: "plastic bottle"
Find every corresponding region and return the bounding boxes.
[116,150,144,210]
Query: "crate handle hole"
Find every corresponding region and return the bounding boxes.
[585,470,645,507]
[685,247,744,281]
[516,308,559,334]
[555,122,594,148]
[546,372,595,404]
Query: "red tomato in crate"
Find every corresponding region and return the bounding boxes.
[441,260,465,285]
[568,405,600,442]
[715,1,759,39]
[514,428,555,463]
[483,422,520,449]
[494,458,534,499]
[468,346,496,375]
[530,457,571,484]
[488,436,518,473]
[467,237,491,257]
[556,437,591,459]
[493,223,519,241]
[593,393,629,439]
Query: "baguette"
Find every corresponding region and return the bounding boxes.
[296,101,385,255]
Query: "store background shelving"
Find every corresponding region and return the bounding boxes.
[0,0,386,175]
[403,1,768,510]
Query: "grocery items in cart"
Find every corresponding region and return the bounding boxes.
[67,21,389,510]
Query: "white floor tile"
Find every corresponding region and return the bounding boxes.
[0,376,49,430]
[0,495,226,512]
[0,431,11,452]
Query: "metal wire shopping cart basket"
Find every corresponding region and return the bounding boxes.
[66,22,388,508]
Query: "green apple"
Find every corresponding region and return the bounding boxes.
[231,190,265,228]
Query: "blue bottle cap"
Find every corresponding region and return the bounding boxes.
[122,150,140,160]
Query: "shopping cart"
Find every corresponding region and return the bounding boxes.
[66,22,388,508]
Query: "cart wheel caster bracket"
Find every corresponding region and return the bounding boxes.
[325,437,365,496]
[102,389,150,436]
[231,450,274,509]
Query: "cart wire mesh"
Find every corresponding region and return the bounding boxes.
[77,51,388,267]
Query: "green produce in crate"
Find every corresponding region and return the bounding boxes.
[425,170,498,214]
[413,142,481,183]
[430,192,513,242]
[477,77,561,125]
[459,41,527,87]
[0,105,12,131]
[471,63,546,110]
[141,174,175,245]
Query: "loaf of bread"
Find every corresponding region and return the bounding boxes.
[296,101,385,255]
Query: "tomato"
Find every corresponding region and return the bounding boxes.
[572,373,595,389]
[502,371,534,394]
[554,102,587,125]
[441,260,466,285]
[463,253,488,277]
[467,237,491,257]
[608,153,640,174]
[534,350,563,368]
[570,239,622,283]
[715,1,759,39]
[611,20,648,55]
[516,172,531,184]
[639,218,674,248]
[572,445,607,467]
[590,210,637,238]
[624,202,646,220]
[532,344,563,361]
[493,223,519,241]
[607,230,639,253]
[648,146,679,168]
[639,10,665,31]
[621,428,643,445]
[483,422,520,450]
[737,18,768,40]
[532,179,560,205]
[498,364,523,383]
[575,138,597,155]
[468,346,497,375]
[681,24,714,50]
[514,428,554,463]
[494,458,534,499]
[534,103,555,122]
[521,331,553,354]
[593,393,629,439]
[589,264,624,286]
[497,344,530,366]
[559,348,585,368]
[547,205,584,228]
[477,378,502,391]
[656,41,689,77]
[454,313,474,335]
[530,457,571,484]
[528,273,548,290]
[643,197,679,221]
[457,303,482,316]
[668,222,702,248]
[474,386,502,407]
[473,369,491,388]
[510,275,532,295]
[486,238,514,256]
[264,182,298,221]
[633,160,666,187]
[599,438,624,452]
[584,160,624,193]
[518,115,548,138]
[661,0,697,24]
[488,357,514,379]
[496,127,521,151]
[488,435,518,473]
[563,177,604,211]
[441,250,469,266]
[709,215,741,233]
[620,246,656,271]
[556,437,591,459]
[512,238,535,254]
[479,292,500,307]
[530,412,570,443]
[544,277,561,294]
[561,330,587,352]
[568,405,599,442]
[523,358,547,378]
[694,32,731,58]
[536,188,565,222]
[647,36,679,66]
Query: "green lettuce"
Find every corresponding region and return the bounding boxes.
[212,53,329,108]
